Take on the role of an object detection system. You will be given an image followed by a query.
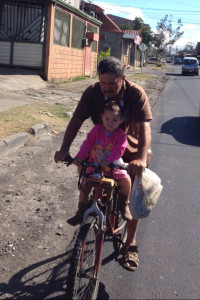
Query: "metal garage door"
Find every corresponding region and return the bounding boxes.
[0,41,11,64]
[0,0,47,68]
[13,43,43,67]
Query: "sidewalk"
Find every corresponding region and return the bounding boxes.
[0,67,48,112]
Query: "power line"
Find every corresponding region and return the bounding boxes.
[94,1,200,13]
[170,0,200,9]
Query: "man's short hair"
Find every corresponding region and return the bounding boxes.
[97,56,124,78]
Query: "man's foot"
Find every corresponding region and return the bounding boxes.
[120,245,139,271]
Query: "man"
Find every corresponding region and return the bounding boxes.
[54,56,152,271]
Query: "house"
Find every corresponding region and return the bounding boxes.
[0,0,101,82]
[107,14,150,32]
[81,2,142,67]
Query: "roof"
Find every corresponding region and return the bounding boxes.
[107,14,150,31]
[107,14,133,27]
[100,14,141,36]
[183,57,197,60]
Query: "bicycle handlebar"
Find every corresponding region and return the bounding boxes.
[63,155,129,170]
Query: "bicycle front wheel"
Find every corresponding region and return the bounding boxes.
[66,216,102,300]
[112,212,127,256]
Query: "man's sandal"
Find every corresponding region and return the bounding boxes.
[120,245,139,271]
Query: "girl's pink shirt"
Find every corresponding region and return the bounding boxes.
[76,124,127,162]
[76,124,129,179]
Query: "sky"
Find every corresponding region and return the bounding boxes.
[93,0,200,52]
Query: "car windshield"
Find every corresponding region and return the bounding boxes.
[183,60,197,65]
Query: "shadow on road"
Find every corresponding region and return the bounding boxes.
[0,66,42,76]
[0,251,71,299]
[165,72,182,76]
[0,232,111,300]
[161,116,200,146]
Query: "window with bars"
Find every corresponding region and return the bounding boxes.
[71,16,85,49]
[54,8,70,47]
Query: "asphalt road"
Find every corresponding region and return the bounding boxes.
[96,65,200,299]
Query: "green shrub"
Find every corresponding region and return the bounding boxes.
[98,47,111,64]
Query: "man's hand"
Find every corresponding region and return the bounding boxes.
[73,157,83,166]
[127,159,147,176]
[54,150,69,163]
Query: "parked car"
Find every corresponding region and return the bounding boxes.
[146,57,161,64]
[174,57,182,64]
[182,57,199,76]
[166,57,172,63]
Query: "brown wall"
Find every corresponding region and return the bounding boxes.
[49,46,84,82]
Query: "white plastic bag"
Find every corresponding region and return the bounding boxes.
[130,168,163,219]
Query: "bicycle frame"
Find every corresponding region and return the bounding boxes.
[66,158,128,300]
[83,176,116,230]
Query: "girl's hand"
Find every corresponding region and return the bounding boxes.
[100,160,110,168]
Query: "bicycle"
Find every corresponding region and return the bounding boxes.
[64,156,129,300]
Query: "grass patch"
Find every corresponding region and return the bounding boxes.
[55,75,87,85]
[126,73,155,82]
[0,102,70,139]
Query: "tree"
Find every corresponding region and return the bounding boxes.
[98,47,111,64]
[120,17,153,48]
[155,15,184,55]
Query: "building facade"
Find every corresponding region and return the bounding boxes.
[0,0,101,82]
[81,2,142,67]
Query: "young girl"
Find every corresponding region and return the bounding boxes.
[67,101,132,226]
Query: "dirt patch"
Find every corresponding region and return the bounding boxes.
[0,64,173,299]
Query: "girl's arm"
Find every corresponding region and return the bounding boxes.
[106,131,127,162]
[75,126,97,159]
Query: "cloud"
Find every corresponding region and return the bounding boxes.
[93,1,144,20]
[93,1,199,49]
[174,23,200,48]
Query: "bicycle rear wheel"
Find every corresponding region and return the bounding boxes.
[66,216,102,300]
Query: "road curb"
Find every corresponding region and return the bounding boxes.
[0,132,29,159]
[29,122,51,137]
[0,122,51,159]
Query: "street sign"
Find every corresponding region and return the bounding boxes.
[138,43,147,74]
[139,43,148,52]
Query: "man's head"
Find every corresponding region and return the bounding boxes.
[97,56,126,99]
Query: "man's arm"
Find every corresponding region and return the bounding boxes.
[54,116,83,162]
[128,121,151,176]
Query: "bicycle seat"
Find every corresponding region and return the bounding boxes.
[87,177,115,201]
[87,176,115,186]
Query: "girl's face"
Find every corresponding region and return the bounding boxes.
[101,110,124,133]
